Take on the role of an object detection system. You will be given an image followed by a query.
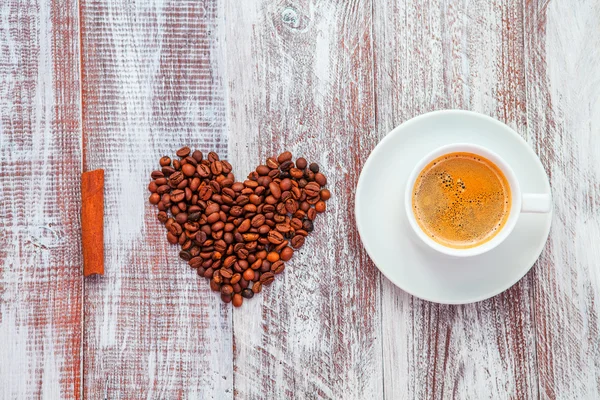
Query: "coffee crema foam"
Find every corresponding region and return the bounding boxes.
[412,152,511,249]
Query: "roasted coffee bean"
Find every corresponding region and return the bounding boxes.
[159,156,171,167]
[149,193,160,204]
[307,208,317,221]
[182,163,196,177]
[280,160,293,171]
[277,151,293,163]
[241,288,254,299]
[267,230,284,245]
[299,201,310,212]
[207,151,219,162]
[237,248,249,259]
[167,232,178,244]
[222,160,233,174]
[148,181,158,193]
[162,166,176,176]
[210,279,221,291]
[196,164,210,178]
[170,171,185,185]
[175,212,188,224]
[209,180,221,194]
[271,261,285,274]
[280,247,294,261]
[291,186,302,200]
[221,293,232,303]
[220,269,233,279]
[251,214,265,228]
[290,235,305,248]
[304,182,320,197]
[188,212,201,222]
[176,146,191,157]
[268,182,281,199]
[211,161,223,175]
[248,171,259,181]
[170,222,183,236]
[243,233,259,242]
[214,240,227,253]
[205,202,219,215]
[303,219,314,232]
[195,231,207,244]
[315,201,326,213]
[243,268,254,281]
[198,186,212,201]
[221,284,234,295]
[222,187,236,198]
[229,182,242,192]
[157,211,168,223]
[244,179,258,189]
[223,255,237,269]
[184,156,197,166]
[238,219,251,233]
[309,163,319,173]
[171,189,185,203]
[275,223,291,234]
[296,158,307,169]
[232,283,242,293]
[191,150,203,162]
[156,185,170,195]
[232,293,243,307]
[256,165,270,175]
[151,170,164,180]
[179,250,192,261]
[267,252,280,263]
[260,272,275,285]
[290,218,303,230]
[315,172,327,186]
[252,281,262,293]
[155,177,168,186]
[285,198,298,213]
[266,157,279,169]
[290,168,304,179]
[189,256,203,268]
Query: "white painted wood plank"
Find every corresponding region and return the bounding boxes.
[373,1,538,398]
[223,0,384,398]
[80,0,232,398]
[525,0,600,397]
[0,0,83,398]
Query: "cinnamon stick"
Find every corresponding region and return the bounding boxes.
[81,169,104,276]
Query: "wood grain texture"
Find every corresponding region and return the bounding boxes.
[80,0,232,398]
[0,0,83,398]
[524,0,600,398]
[373,1,538,398]
[223,0,383,398]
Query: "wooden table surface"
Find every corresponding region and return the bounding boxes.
[1,0,599,398]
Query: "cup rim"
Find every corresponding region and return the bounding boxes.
[404,143,522,257]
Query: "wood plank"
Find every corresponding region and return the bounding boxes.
[79,0,232,397]
[0,0,83,398]
[524,0,600,398]
[223,0,383,398]
[373,1,539,398]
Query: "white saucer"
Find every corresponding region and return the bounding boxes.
[355,110,552,304]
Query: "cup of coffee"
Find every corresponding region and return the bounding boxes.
[405,143,552,257]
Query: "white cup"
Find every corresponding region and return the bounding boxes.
[405,143,552,257]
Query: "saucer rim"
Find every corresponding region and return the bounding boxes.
[355,109,553,304]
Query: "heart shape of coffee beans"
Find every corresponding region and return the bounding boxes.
[148,147,330,307]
